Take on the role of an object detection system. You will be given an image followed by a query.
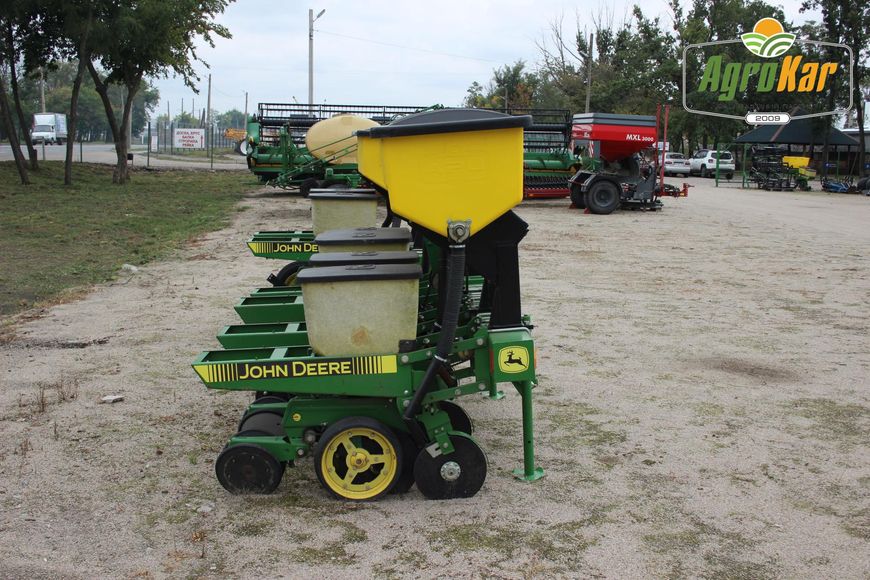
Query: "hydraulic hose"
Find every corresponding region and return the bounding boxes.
[403,243,466,439]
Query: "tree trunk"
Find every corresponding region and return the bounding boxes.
[0,71,29,184]
[5,23,37,170]
[66,13,92,186]
[65,57,88,185]
[854,59,866,177]
[88,62,140,184]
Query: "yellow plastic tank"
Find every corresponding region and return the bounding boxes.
[298,264,421,356]
[356,109,531,237]
[309,190,379,235]
[782,156,817,178]
[306,114,379,164]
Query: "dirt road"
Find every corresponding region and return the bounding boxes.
[1,179,867,578]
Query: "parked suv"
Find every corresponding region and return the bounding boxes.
[662,152,691,177]
[690,150,735,179]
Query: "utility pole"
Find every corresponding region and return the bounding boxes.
[309,8,326,106]
[39,68,46,112]
[244,91,248,122]
[585,33,593,114]
[206,73,212,149]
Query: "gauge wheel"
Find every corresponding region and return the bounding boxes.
[314,416,402,501]
[413,433,487,500]
[299,178,319,197]
[390,430,418,494]
[215,443,284,494]
[238,409,284,436]
[272,261,305,287]
[253,394,288,405]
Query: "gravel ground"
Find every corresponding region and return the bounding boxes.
[0,178,867,579]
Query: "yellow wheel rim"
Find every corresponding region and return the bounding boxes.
[320,427,398,500]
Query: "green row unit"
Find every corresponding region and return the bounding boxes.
[193,321,542,482]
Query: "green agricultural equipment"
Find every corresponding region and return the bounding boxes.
[194,108,544,500]
[245,103,431,193]
[497,108,579,199]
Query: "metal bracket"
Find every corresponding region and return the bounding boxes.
[447,220,471,244]
[424,442,443,458]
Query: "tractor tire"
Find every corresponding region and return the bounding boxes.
[569,184,586,209]
[700,165,708,178]
[584,181,621,215]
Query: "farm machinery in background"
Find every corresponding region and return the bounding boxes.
[244,103,582,198]
[245,103,431,194]
[569,105,688,214]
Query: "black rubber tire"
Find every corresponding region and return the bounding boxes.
[215,444,284,494]
[413,434,487,500]
[439,401,473,435]
[253,391,290,402]
[237,410,284,436]
[272,261,305,287]
[314,416,402,501]
[569,184,586,209]
[390,431,418,494]
[584,180,621,215]
[700,165,708,178]
[253,394,288,405]
[299,178,319,198]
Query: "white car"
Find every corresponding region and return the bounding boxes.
[662,152,691,176]
[690,150,735,179]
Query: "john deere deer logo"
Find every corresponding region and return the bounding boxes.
[498,346,530,374]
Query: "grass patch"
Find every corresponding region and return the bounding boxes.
[788,398,869,444]
[0,161,255,315]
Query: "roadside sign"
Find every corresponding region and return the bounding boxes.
[173,128,205,149]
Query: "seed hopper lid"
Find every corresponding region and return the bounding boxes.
[356,109,531,238]
[309,250,419,266]
[298,263,422,284]
[357,108,530,139]
[315,227,412,246]
[309,190,380,201]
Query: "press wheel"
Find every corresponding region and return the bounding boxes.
[215,444,284,494]
[314,417,402,501]
[413,434,487,500]
[439,401,473,434]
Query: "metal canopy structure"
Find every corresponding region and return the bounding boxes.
[735,117,859,147]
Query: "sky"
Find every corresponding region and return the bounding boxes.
[152,0,818,119]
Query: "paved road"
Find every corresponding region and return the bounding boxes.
[0,142,247,170]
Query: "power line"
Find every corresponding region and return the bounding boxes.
[315,29,500,64]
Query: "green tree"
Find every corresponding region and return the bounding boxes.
[216,108,246,129]
[0,3,30,183]
[800,0,869,173]
[463,61,540,109]
[85,0,232,183]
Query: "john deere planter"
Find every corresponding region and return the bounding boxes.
[193,108,543,500]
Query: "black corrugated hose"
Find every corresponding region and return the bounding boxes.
[403,244,466,441]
